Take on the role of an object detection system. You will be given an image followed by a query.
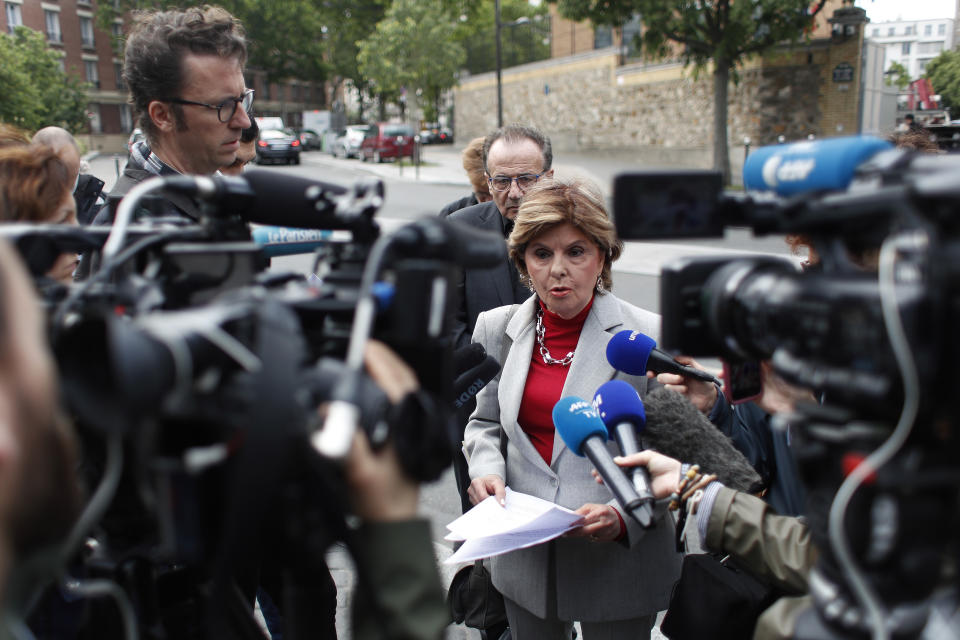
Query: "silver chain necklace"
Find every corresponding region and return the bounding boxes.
[536,306,575,366]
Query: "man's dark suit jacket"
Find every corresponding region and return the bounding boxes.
[447,200,531,348]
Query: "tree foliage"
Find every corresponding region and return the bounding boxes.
[447,0,550,74]
[925,49,960,111]
[97,0,330,85]
[885,61,911,90]
[0,27,90,133]
[551,0,828,182]
[357,0,466,123]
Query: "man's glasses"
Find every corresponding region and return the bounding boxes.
[488,173,541,192]
[169,89,254,123]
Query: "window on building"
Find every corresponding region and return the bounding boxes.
[902,42,911,55]
[45,10,62,43]
[621,14,642,59]
[56,57,65,72]
[114,62,125,90]
[111,21,122,40]
[84,60,100,88]
[872,28,879,37]
[594,25,613,49]
[939,23,946,35]
[888,26,895,35]
[80,16,95,47]
[924,24,932,36]
[5,2,23,34]
[120,104,132,132]
[918,41,943,55]
[88,105,101,134]
[919,59,928,72]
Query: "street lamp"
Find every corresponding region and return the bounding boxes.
[495,3,531,128]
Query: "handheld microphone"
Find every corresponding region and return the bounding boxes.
[552,396,653,528]
[606,330,720,385]
[642,387,762,493]
[742,136,893,197]
[591,380,656,521]
[452,343,501,409]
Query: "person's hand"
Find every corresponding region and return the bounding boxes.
[467,474,506,506]
[647,355,718,414]
[756,361,816,415]
[594,450,683,500]
[341,340,421,521]
[566,503,622,542]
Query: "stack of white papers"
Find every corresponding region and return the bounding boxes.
[444,488,585,564]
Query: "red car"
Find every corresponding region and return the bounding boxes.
[360,123,415,163]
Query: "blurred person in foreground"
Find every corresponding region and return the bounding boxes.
[439,136,493,218]
[0,145,82,284]
[464,177,679,639]
[0,239,82,611]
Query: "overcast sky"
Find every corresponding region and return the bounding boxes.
[855,0,956,22]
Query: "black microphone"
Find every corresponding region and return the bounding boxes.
[390,218,508,269]
[592,380,655,526]
[552,397,652,527]
[642,387,762,492]
[452,343,501,409]
[607,330,721,385]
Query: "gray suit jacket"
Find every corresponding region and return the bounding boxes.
[447,201,528,348]
[464,293,682,621]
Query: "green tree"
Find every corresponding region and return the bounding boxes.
[322,0,390,122]
[925,49,960,111]
[885,61,911,90]
[449,0,551,75]
[552,0,828,184]
[0,27,89,132]
[97,0,330,87]
[357,0,465,123]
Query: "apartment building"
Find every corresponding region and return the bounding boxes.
[867,17,955,78]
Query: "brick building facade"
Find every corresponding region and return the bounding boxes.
[1,0,328,152]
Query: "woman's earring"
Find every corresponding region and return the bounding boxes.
[522,274,536,292]
[596,274,606,294]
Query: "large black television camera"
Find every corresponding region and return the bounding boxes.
[613,137,960,640]
[4,170,506,639]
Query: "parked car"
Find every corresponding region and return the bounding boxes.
[435,127,454,144]
[255,129,301,165]
[295,128,322,150]
[330,125,369,159]
[360,123,415,163]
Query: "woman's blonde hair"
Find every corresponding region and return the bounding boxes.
[508,177,622,292]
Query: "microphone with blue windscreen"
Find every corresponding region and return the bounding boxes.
[742,136,894,197]
[592,381,655,524]
[553,396,653,528]
[606,330,720,385]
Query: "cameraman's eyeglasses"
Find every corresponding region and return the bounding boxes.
[488,173,541,192]
[169,89,255,123]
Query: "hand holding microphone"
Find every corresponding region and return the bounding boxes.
[606,330,720,414]
[592,380,656,527]
[553,397,654,529]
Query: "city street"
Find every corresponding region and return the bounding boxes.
[83,146,793,639]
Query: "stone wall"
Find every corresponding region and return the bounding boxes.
[455,31,862,180]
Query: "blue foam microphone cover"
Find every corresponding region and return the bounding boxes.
[605,330,656,376]
[742,136,893,197]
[592,380,646,432]
[552,396,608,457]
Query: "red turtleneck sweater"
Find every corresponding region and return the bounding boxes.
[517,298,594,465]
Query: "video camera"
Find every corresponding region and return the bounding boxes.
[4,169,506,639]
[613,137,960,640]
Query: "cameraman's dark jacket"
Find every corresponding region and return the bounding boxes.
[91,163,203,225]
[710,395,805,516]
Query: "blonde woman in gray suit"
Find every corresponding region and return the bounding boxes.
[464,178,681,639]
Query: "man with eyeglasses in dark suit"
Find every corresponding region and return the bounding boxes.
[448,124,555,349]
[92,6,252,225]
